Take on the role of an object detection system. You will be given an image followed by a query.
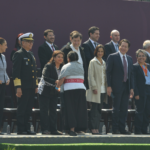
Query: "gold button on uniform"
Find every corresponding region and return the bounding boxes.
[32,76,34,78]
[28,59,30,61]
[32,70,34,72]
[31,65,33,66]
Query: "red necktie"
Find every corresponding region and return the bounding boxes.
[51,45,55,52]
[123,56,127,82]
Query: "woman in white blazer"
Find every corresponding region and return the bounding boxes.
[0,37,10,135]
[86,44,107,135]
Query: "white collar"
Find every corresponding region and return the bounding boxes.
[89,38,96,44]
[119,51,126,57]
[111,40,118,45]
[70,44,79,51]
[46,41,53,47]
[94,57,104,65]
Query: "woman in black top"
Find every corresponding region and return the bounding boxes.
[38,51,64,135]
[10,33,23,61]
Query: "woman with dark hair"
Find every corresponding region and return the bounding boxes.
[57,51,88,136]
[0,37,10,135]
[38,50,64,135]
[86,44,107,134]
[10,33,23,61]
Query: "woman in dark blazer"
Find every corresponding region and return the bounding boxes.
[38,51,64,135]
[10,33,23,61]
[0,37,10,135]
[133,49,150,134]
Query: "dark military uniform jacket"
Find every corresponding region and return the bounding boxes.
[12,48,38,89]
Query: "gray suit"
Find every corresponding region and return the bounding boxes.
[0,54,9,83]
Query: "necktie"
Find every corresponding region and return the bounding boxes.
[94,42,97,48]
[51,45,55,52]
[123,56,127,82]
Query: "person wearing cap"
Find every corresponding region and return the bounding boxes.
[10,33,23,61]
[12,32,38,135]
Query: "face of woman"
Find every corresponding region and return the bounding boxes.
[0,41,8,53]
[97,48,104,58]
[137,52,146,64]
[54,54,64,64]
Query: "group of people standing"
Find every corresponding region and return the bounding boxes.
[0,26,150,136]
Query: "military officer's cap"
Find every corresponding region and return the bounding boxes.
[19,32,34,41]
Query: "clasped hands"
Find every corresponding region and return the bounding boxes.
[55,77,66,92]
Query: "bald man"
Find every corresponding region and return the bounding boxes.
[143,40,150,64]
[103,30,120,61]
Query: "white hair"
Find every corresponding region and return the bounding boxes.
[143,40,150,49]
[110,30,120,36]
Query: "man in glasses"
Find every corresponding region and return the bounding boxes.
[12,32,38,135]
[38,29,58,71]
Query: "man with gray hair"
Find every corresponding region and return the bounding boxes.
[103,30,120,61]
[143,40,150,64]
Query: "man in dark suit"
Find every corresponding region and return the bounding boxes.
[82,26,100,68]
[106,39,134,134]
[38,29,58,71]
[133,49,150,135]
[12,33,38,135]
[103,30,120,61]
[143,40,150,64]
[61,32,88,89]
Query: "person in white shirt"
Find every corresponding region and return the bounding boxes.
[143,40,150,64]
[103,30,120,61]
[86,44,107,135]
[38,29,59,71]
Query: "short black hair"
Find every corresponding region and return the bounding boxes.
[71,32,82,40]
[0,37,6,45]
[88,26,99,37]
[119,39,131,48]
[44,29,54,37]
[67,51,78,62]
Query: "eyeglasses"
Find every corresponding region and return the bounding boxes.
[26,41,34,44]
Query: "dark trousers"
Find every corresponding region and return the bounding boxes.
[39,94,58,132]
[17,88,35,132]
[90,93,105,129]
[112,81,129,132]
[0,83,6,128]
[60,92,65,131]
[135,85,150,133]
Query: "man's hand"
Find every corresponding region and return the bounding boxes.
[107,87,112,97]
[57,77,65,87]
[130,89,134,99]
[16,88,22,98]
[135,95,139,100]
[6,80,10,85]
[0,80,2,84]
[35,88,38,93]
[93,89,97,94]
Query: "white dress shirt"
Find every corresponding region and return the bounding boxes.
[119,51,128,78]
[112,40,119,52]
[46,41,55,51]
[89,38,97,49]
[145,51,150,57]
[70,44,83,65]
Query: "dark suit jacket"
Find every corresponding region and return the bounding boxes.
[103,41,117,61]
[61,45,88,89]
[38,42,58,71]
[106,52,133,93]
[82,39,99,68]
[133,62,150,97]
[40,62,62,98]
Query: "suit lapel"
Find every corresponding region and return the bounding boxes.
[110,41,117,53]
[136,63,145,79]
[88,40,95,53]
[44,42,53,54]
[117,52,124,71]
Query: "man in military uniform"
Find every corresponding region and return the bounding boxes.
[12,33,38,135]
